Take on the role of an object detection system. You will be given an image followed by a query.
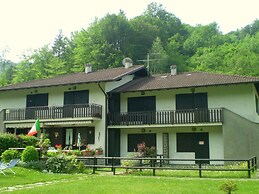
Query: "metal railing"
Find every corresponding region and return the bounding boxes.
[77,156,257,178]
[4,103,102,121]
[108,108,223,126]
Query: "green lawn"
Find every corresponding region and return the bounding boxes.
[1,167,259,194]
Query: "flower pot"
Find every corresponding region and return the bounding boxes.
[95,150,103,155]
[81,150,92,156]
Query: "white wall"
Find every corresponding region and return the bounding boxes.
[120,126,223,164]
[105,75,134,92]
[120,83,259,123]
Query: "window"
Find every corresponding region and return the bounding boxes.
[64,90,89,105]
[26,93,48,119]
[176,133,195,152]
[26,93,48,107]
[128,96,156,112]
[128,96,156,124]
[176,93,208,110]
[127,134,156,152]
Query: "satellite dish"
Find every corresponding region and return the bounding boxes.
[122,57,133,68]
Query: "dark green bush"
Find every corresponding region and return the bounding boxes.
[0,133,20,154]
[46,154,77,173]
[19,160,46,171]
[21,146,39,162]
[1,149,20,163]
[18,135,38,147]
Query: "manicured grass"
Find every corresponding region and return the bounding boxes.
[1,168,259,194]
[0,167,85,187]
[122,168,254,179]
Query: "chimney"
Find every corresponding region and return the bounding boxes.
[122,57,133,69]
[85,64,92,74]
[170,65,177,76]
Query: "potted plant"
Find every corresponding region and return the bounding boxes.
[81,145,94,156]
[95,147,103,155]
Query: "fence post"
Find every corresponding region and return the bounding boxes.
[255,157,257,170]
[93,157,97,174]
[198,160,202,178]
[112,157,115,175]
[140,159,142,172]
[247,160,251,178]
[252,158,255,173]
[153,168,156,176]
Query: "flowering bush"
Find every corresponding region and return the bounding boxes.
[46,153,77,173]
[136,142,157,157]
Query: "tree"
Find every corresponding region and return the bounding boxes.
[0,48,15,86]
[183,23,223,56]
[51,30,74,73]
[144,2,183,42]
[189,33,259,76]
[148,37,169,74]
[72,12,131,71]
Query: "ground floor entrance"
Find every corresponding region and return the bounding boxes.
[176,132,210,163]
[45,127,95,149]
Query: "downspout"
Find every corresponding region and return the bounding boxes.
[98,82,108,157]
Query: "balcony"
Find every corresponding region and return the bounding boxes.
[4,103,102,121]
[108,108,223,126]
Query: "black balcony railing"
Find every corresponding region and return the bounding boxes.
[4,103,102,121]
[108,108,223,126]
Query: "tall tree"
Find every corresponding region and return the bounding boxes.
[52,30,74,73]
[183,23,223,56]
[72,12,131,71]
[148,37,169,74]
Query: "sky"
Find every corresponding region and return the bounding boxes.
[1,0,259,62]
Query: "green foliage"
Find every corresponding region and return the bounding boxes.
[148,37,169,74]
[1,149,20,163]
[2,2,259,85]
[46,153,78,173]
[21,146,39,162]
[76,161,88,173]
[219,181,238,194]
[0,133,20,154]
[136,142,157,157]
[18,134,38,147]
[37,134,51,157]
[19,160,46,171]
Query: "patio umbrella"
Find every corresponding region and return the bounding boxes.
[77,133,82,150]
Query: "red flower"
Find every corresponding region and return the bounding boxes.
[55,144,62,149]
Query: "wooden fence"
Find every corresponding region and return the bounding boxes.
[77,156,257,178]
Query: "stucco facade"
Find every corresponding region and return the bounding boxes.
[0,65,258,164]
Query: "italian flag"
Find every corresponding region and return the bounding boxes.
[27,119,41,136]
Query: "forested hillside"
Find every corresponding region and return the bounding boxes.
[0,2,259,86]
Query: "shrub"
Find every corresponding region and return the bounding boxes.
[37,134,51,157]
[76,161,88,173]
[18,135,38,147]
[21,146,39,162]
[19,160,46,171]
[121,153,140,173]
[46,153,78,173]
[1,149,20,163]
[219,181,238,194]
[0,133,20,154]
[137,142,157,157]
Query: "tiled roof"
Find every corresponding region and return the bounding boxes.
[112,72,259,92]
[0,65,145,91]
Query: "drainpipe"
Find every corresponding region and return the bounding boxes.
[98,82,108,157]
